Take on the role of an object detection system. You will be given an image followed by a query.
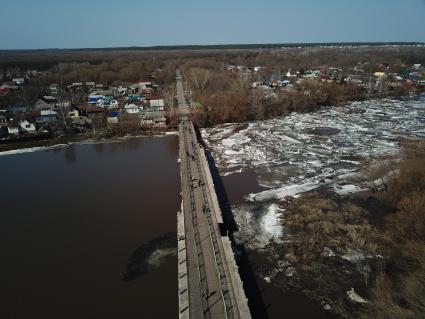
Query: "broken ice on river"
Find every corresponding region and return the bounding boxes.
[202,98,425,200]
[201,98,425,248]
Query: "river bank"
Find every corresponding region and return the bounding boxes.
[0,128,179,155]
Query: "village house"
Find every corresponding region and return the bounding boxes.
[124,103,140,114]
[33,98,55,111]
[8,102,27,115]
[7,126,19,135]
[106,111,119,124]
[33,109,58,125]
[85,82,96,89]
[12,78,25,86]
[15,119,36,134]
[49,84,59,95]
[149,98,165,111]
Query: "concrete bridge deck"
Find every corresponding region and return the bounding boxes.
[176,70,251,319]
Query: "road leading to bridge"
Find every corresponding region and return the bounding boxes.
[176,70,251,319]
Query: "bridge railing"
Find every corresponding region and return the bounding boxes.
[187,122,235,319]
[181,123,212,319]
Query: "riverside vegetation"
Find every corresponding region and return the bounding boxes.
[270,139,425,318]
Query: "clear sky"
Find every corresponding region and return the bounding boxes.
[1,0,424,49]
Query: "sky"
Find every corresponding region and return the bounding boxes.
[0,0,424,49]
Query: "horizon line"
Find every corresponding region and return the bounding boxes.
[1,41,424,52]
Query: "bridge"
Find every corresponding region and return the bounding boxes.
[176,70,251,319]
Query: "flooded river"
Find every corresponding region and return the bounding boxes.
[220,171,334,319]
[204,98,425,319]
[0,136,180,318]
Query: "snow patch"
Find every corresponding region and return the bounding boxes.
[0,144,68,156]
[261,204,284,239]
[333,184,367,195]
[249,182,323,201]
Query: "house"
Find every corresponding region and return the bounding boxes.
[35,109,58,124]
[107,111,119,124]
[154,117,167,127]
[116,86,128,96]
[8,126,19,135]
[400,70,411,78]
[141,87,154,95]
[70,105,88,117]
[141,111,166,126]
[42,96,58,104]
[8,103,27,115]
[33,95,63,111]
[18,120,36,133]
[1,81,18,90]
[374,72,386,78]
[104,98,119,109]
[127,94,143,102]
[26,70,40,77]
[12,78,25,86]
[139,80,152,88]
[149,99,165,110]
[87,105,104,117]
[33,98,54,111]
[96,89,114,96]
[270,79,283,87]
[49,84,59,95]
[66,83,83,93]
[86,105,105,126]
[88,94,105,104]
[304,70,321,78]
[66,110,79,119]
[124,103,140,114]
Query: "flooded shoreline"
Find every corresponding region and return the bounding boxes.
[221,171,336,319]
[0,130,179,156]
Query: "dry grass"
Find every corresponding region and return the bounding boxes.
[284,193,376,260]
[360,139,425,319]
[280,140,425,318]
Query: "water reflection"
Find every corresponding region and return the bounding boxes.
[166,134,179,155]
[52,147,62,155]
[121,232,177,282]
[63,144,76,164]
[93,142,104,154]
[126,137,143,151]
[109,137,144,153]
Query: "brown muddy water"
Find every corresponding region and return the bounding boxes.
[1,134,335,319]
[0,136,180,318]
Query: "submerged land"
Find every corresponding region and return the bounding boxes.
[1,43,425,318]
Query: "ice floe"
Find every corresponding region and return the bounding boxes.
[202,98,425,198]
[203,98,425,247]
